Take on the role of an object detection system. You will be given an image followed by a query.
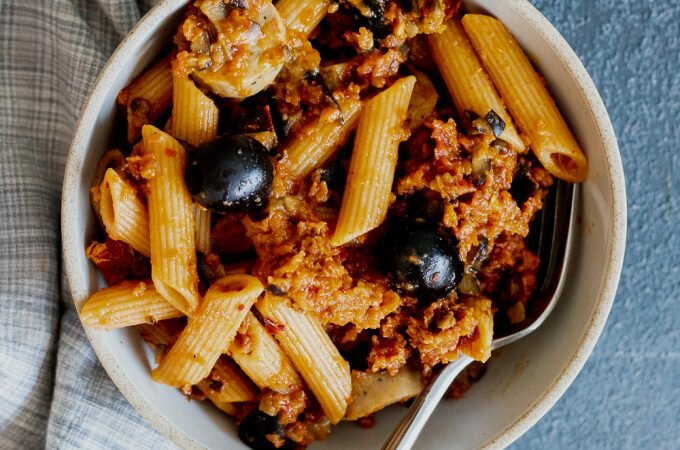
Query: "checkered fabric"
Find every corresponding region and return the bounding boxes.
[0,1,174,448]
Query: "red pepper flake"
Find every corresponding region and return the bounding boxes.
[262,317,286,334]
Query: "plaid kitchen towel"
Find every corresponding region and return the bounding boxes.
[0,1,175,448]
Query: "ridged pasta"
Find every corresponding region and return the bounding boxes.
[346,369,422,420]
[228,312,303,394]
[99,168,151,257]
[462,14,588,182]
[80,280,183,330]
[90,149,125,226]
[171,76,219,147]
[152,274,264,388]
[137,319,184,347]
[428,19,524,151]
[256,294,351,424]
[280,96,362,179]
[137,320,257,414]
[118,56,173,144]
[192,203,212,254]
[143,125,200,315]
[331,77,416,246]
[196,358,259,406]
[276,0,331,35]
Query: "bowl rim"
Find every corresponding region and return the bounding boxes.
[61,0,627,448]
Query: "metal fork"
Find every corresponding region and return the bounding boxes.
[383,181,577,450]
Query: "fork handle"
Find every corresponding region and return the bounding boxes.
[382,355,474,450]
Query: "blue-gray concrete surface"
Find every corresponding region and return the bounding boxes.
[511,1,680,448]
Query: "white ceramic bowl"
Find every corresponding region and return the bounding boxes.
[62,1,627,448]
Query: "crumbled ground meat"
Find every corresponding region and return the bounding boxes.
[86,238,150,285]
[243,197,400,330]
[284,406,331,446]
[211,213,253,256]
[479,232,541,323]
[259,388,310,425]
[406,296,479,369]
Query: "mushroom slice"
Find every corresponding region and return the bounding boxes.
[195,2,287,99]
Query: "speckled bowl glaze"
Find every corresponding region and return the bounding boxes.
[61,0,627,448]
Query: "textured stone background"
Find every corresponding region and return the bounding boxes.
[511,1,680,448]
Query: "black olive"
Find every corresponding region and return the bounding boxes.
[186,135,274,213]
[406,190,445,223]
[238,410,295,450]
[510,168,538,207]
[378,219,463,302]
[346,0,391,39]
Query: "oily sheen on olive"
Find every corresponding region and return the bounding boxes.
[185,135,274,213]
[379,219,463,302]
[238,410,294,450]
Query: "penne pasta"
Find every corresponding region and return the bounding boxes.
[90,149,125,227]
[458,296,493,362]
[462,14,588,182]
[193,203,212,255]
[228,312,303,394]
[199,392,237,416]
[171,76,219,147]
[80,280,183,330]
[331,76,416,246]
[118,56,173,144]
[196,357,259,406]
[99,168,151,257]
[152,274,264,388]
[256,294,351,424]
[279,96,362,180]
[346,369,422,420]
[143,125,200,315]
[427,19,525,152]
[138,320,257,414]
[405,70,439,130]
[276,0,331,36]
[137,319,184,348]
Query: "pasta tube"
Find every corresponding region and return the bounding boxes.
[276,0,331,35]
[346,369,422,420]
[118,56,173,143]
[138,320,257,414]
[80,281,183,330]
[143,125,200,315]
[131,292,301,393]
[427,19,524,151]
[331,77,416,246]
[228,312,304,394]
[192,203,212,254]
[152,274,264,388]
[462,14,588,182]
[99,168,150,257]
[280,96,362,179]
[137,319,184,347]
[90,149,125,227]
[458,296,493,362]
[171,76,219,147]
[256,294,351,424]
[196,358,259,408]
